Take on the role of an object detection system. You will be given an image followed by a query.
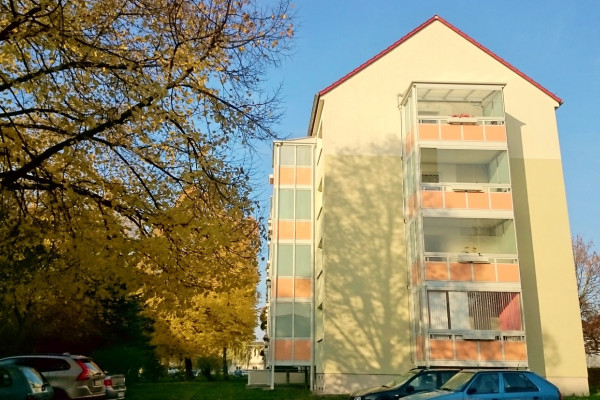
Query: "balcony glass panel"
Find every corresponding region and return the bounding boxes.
[416,87,504,118]
[428,290,523,331]
[423,217,517,254]
[421,148,510,185]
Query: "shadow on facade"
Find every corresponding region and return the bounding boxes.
[316,135,410,378]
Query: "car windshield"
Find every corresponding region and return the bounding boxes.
[382,370,420,388]
[440,372,475,391]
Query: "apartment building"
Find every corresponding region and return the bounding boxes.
[266,16,588,395]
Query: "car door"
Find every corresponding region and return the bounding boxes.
[0,366,23,400]
[465,372,501,400]
[500,372,543,400]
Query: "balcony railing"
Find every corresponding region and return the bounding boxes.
[415,333,527,366]
[417,117,506,142]
[421,183,513,211]
[415,254,520,284]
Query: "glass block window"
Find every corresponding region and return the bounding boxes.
[295,190,311,219]
[277,244,293,276]
[280,146,295,166]
[275,303,293,337]
[294,303,311,338]
[295,245,312,277]
[297,146,312,166]
[278,189,294,219]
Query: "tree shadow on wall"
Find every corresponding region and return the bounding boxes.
[317,135,410,384]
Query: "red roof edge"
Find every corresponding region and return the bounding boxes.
[317,15,562,105]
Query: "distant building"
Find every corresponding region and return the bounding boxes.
[230,342,265,373]
[265,16,588,395]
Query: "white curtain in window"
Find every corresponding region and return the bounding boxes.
[449,292,470,329]
[428,291,448,329]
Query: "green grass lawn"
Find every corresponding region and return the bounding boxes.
[126,379,600,400]
[127,379,348,400]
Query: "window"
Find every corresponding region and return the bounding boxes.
[503,372,539,393]
[277,244,293,276]
[469,373,499,394]
[297,146,312,166]
[278,189,294,219]
[410,372,437,392]
[295,245,311,277]
[275,303,293,337]
[275,302,311,338]
[428,291,522,331]
[294,303,311,337]
[280,146,295,165]
[0,368,11,387]
[295,190,311,219]
[21,367,46,391]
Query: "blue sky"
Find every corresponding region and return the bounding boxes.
[252,1,600,327]
[257,0,600,241]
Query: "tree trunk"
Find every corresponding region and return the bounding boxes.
[184,357,193,380]
[222,347,228,379]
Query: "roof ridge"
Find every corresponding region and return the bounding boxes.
[318,15,562,105]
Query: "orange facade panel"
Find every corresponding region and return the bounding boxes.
[430,339,454,360]
[426,262,449,280]
[278,221,294,239]
[467,192,488,209]
[294,278,312,298]
[296,167,312,185]
[277,221,312,240]
[279,167,295,185]
[418,124,439,140]
[441,124,462,140]
[276,278,293,298]
[497,264,520,282]
[473,263,495,281]
[490,192,513,210]
[503,341,527,361]
[485,125,507,142]
[449,263,472,281]
[463,124,484,141]
[479,341,503,361]
[274,339,292,361]
[421,190,512,211]
[296,221,312,240]
[294,339,312,361]
[421,191,444,208]
[445,192,467,208]
[455,340,478,360]
[418,123,507,143]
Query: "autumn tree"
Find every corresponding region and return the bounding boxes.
[573,235,600,355]
[0,0,292,354]
[0,0,292,259]
[147,187,260,375]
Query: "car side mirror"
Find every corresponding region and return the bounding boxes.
[405,385,415,394]
[467,388,477,395]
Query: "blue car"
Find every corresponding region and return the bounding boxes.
[0,364,54,400]
[403,370,561,400]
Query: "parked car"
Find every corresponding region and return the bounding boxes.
[0,364,55,400]
[0,353,106,400]
[350,369,460,400]
[104,374,126,399]
[402,370,561,400]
